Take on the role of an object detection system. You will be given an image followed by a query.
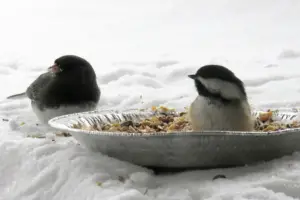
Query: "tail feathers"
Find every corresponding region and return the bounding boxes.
[6,92,27,99]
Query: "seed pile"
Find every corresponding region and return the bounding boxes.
[254,110,300,131]
[71,107,300,133]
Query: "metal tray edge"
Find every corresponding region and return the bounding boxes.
[48,108,300,137]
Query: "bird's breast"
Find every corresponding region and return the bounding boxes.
[31,102,98,124]
[188,96,253,131]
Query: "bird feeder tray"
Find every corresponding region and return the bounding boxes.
[48,108,300,169]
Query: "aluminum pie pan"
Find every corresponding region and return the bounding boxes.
[48,109,300,169]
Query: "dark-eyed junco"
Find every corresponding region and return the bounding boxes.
[7,55,101,124]
[187,64,253,131]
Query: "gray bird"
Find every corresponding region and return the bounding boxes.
[7,55,101,124]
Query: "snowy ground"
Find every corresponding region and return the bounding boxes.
[1,0,300,199]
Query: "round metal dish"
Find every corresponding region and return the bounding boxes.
[48,109,300,169]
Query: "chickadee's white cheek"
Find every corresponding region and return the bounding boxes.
[196,77,243,100]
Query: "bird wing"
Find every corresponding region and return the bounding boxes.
[25,72,54,101]
[6,72,54,100]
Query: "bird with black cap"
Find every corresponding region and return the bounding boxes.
[187,64,253,132]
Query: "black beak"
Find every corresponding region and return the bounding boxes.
[188,74,196,79]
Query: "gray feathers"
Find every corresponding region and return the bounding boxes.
[6,72,54,101]
[25,72,54,101]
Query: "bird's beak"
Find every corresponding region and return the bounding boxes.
[188,74,196,79]
[48,64,61,73]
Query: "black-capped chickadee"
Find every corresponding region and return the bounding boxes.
[7,55,101,124]
[188,64,253,131]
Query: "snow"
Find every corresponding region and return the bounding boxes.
[1,0,300,199]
